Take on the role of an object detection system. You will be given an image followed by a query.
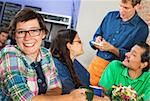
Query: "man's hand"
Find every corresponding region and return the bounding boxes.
[95,36,103,43]
[94,38,113,52]
[94,37,120,57]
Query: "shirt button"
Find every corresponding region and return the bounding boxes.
[105,54,107,57]
[38,79,42,83]
[42,83,46,87]
[116,31,119,33]
[113,38,115,41]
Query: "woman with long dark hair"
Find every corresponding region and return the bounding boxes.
[50,29,90,94]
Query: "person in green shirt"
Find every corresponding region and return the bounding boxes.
[98,42,150,100]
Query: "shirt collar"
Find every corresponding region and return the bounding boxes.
[127,11,139,26]
[121,66,147,82]
[116,12,120,19]
[37,49,42,62]
[16,45,44,64]
[116,11,139,26]
[32,47,49,63]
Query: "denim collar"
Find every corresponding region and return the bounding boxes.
[116,11,139,26]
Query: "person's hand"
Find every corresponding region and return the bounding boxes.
[46,87,62,96]
[69,89,87,101]
[95,38,114,52]
[93,95,110,101]
[95,36,103,43]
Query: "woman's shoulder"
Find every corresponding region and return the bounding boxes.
[41,47,49,53]
[52,57,70,75]
[73,59,89,75]
[0,45,22,64]
[0,45,20,56]
[53,57,65,67]
[1,45,18,52]
[73,59,86,70]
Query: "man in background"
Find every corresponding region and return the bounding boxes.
[0,27,9,51]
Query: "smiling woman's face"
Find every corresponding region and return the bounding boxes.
[15,19,45,60]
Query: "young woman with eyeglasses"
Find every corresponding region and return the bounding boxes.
[50,29,90,94]
[0,8,88,101]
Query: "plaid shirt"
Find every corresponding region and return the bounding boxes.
[0,45,61,101]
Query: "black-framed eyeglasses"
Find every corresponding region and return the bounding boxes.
[15,28,42,38]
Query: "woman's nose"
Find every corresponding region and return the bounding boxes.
[24,32,31,40]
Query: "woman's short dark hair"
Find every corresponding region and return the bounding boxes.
[136,42,150,72]
[9,8,48,36]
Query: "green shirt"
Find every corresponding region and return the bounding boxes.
[98,60,150,100]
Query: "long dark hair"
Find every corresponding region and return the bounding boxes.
[50,29,81,88]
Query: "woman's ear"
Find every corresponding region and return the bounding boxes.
[42,35,46,39]
[66,42,71,50]
[42,30,46,39]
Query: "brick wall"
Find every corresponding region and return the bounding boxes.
[138,0,150,45]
